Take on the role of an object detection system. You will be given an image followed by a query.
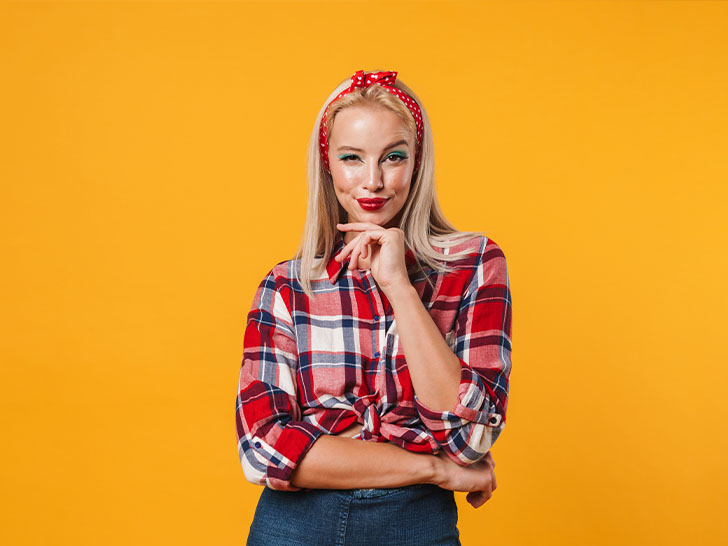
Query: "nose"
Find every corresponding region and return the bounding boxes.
[364,161,384,190]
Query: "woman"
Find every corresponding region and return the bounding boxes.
[235,70,512,545]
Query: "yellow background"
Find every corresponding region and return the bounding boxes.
[1,1,726,544]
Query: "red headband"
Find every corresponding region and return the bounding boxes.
[319,70,424,175]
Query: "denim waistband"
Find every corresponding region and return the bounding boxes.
[350,483,431,499]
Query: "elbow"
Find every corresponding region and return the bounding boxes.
[240,449,296,490]
[236,415,326,491]
[239,442,268,487]
[466,424,499,463]
[238,435,280,488]
[441,420,505,466]
[237,435,308,492]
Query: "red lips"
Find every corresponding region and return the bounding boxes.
[357,198,388,211]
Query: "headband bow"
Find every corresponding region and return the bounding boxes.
[319,70,424,175]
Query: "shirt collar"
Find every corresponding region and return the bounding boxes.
[326,237,418,285]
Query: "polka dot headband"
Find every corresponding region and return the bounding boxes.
[319,70,424,174]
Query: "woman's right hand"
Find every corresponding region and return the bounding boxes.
[431,450,497,509]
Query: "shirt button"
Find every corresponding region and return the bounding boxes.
[374,315,380,321]
[254,441,262,448]
[489,416,499,425]
[373,351,380,358]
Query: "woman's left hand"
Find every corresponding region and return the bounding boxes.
[335,222,411,294]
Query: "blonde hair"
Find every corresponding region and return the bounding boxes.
[294,71,484,299]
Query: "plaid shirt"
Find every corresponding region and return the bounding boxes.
[235,234,512,491]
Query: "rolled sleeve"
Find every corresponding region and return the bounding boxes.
[234,268,324,491]
[414,238,512,465]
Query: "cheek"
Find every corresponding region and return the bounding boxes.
[331,167,360,191]
[385,170,412,194]
[331,170,357,197]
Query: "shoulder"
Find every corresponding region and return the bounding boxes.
[249,259,299,320]
[440,233,484,256]
[436,233,508,289]
[474,235,509,286]
[256,256,301,286]
[252,257,307,308]
[435,233,507,265]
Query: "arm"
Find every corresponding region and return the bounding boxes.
[289,434,437,490]
[291,428,497,505]
[235,268,326,491]
[387,237,512,466]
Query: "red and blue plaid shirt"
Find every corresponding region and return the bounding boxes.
[235,234,512,491]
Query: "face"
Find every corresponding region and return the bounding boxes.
[327,104,415,243]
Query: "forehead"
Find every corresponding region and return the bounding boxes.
[329,105,413,145]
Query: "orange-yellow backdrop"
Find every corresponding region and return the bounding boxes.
[1,1,726,545]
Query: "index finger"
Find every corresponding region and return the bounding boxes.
[336,222,384,231]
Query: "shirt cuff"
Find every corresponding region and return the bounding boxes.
[413,360,503,431]
[255,421,326,491]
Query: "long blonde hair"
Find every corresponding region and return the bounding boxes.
[294,71,484,299]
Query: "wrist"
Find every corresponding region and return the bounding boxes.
[422,453,443,486]
[383,278,416,303]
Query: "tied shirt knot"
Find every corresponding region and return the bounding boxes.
[352,392,382,440]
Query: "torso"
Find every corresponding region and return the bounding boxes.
[268,233,491,450]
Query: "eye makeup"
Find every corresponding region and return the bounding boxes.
[387,150,408,160]
[336,151,409,162]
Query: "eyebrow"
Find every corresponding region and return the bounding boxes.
[336,139,410,153]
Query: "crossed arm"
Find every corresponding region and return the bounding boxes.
[289,425,497,509]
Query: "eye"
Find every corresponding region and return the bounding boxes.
[338,154,360,162]
[385,151,408,162]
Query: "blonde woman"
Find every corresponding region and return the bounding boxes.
[235,70,513,545]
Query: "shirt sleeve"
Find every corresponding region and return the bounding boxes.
[234,268,325,491]
[413,238,512,466]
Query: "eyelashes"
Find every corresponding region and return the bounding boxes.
[338,154,359,162]
[386,152,408,162]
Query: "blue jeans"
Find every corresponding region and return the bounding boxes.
[246,483,461,546]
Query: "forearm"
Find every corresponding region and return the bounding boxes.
[289,435,438,490]
[387,282,462,412]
